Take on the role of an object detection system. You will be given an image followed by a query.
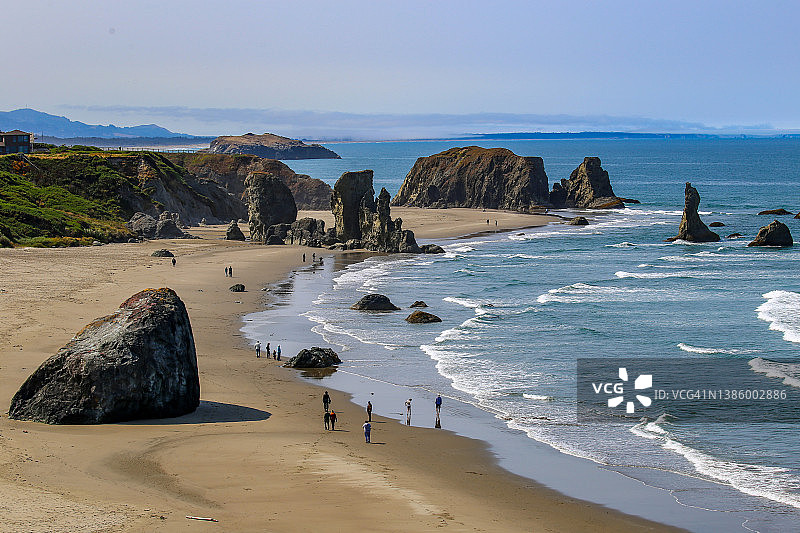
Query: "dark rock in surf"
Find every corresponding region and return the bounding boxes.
[405,310,442,324]
[549,157,623,209]
[748,220,793,247]
[8,288,199,424]
[351,294,400,311]
[284,347,341,368]
[709,222,725,227]
[666,183,720,243]
[568,216,589,226]
[727,233,743,239]
[421,244,445,254]
[410,301,428,308]
[758,208,793,216]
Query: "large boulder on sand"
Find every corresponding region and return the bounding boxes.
[226,220,246,241]
[405,310,442,323]
[155,212,187,239]
[351,294,401,311]
[284,347,341,368]
[9,288,199,424]
[126,212,157,238]
[666,183,720,242]
[748,220,793,247]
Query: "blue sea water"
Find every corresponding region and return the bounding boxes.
[273,139,800,531]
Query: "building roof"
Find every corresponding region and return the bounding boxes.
[1,130,31,136]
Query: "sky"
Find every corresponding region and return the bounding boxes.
[5,0,800,138]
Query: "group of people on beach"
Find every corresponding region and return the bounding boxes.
[321,390,444,443]
[254,341,280,360]
[224,265,233,277]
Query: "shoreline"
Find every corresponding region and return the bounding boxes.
[0,211,681,532]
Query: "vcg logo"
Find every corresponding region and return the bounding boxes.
[591,367,653,414]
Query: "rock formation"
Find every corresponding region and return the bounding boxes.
[550,157,622,209]
[166,154,333,211]
[202,133,340,160]
[332,170,421,253]
[568,216,589,225]
[391,147,550,211]
[245,172,297,242]
[410,301,428,308]
[709,222,725,227]
[151,249,174,257]
[226,220,246,241]
[284,347,342,368]
[351,294,401,311]
[666,183,720,242]
[9,288,199,424]
[420,244,445,254]
[126,212,189,239]
[229,284,246,292]
[758,208,793,216]
[748,220,793,247]
[727,233,743,239]
[405,310,442,323]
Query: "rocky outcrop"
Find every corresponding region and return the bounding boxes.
[351,294,401,311]
[550,157,622,209]
[405,310,442,323]
[226,220,246,241]
[284,347,341,368]
[332,170,422,253]
[166,154,333,211]
[202,133,340,160]
[9,288,199,424]
[727,233,743,239]
[568,216,589,225]
[151,249,173,257]
[259,218,336,247]
[126,212,189,239]
[666,183,720,243]
[245,172,297,242]
[229,284,246,292]
[420,244,445,254]
[392,147,550,211]
[410,301,428,308]
[748,220,793,247]
[758,208,793,216]
[709,222,725,227]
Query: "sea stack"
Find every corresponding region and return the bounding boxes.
[9,288,200,424]
[667,183,720,242]
[748,220,793,247]
[549,157,623,209]
[246,172,297,242]
[391,146,550,211]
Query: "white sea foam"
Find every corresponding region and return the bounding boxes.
[757,290,800,343]
[632,421,800,509]
[537,283,680,304]
[677,343,757,355]
[523,393,553,401]
[615,270,697,279]
[749,357,800,389]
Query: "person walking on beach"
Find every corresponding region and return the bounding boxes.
[255,341,261,358]
[172,257,176,267]
[366,401,372,422]
[224,266,228,277]
[329,410,337,430]
[324,410,330,430]
[312,252,316,262]
[405,398,412,425]
[276,345,281,360]
[265,342,270,358]
[323,391,331,412]
[302,253,306,262]
[363,421,371,443]
[229,265,233,277]
[435,395,442,416]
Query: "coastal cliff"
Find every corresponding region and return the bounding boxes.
[166,153,332,210]
[202,133,340,160]
[391,146,550,211]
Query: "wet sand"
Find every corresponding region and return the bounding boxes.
[0,210,680,532]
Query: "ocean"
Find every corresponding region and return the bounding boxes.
[247,138,800,532]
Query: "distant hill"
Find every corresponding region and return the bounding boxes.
[460,132,721,140]
[0,108,192,138]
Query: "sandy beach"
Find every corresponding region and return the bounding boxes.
[0,208,678,532]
